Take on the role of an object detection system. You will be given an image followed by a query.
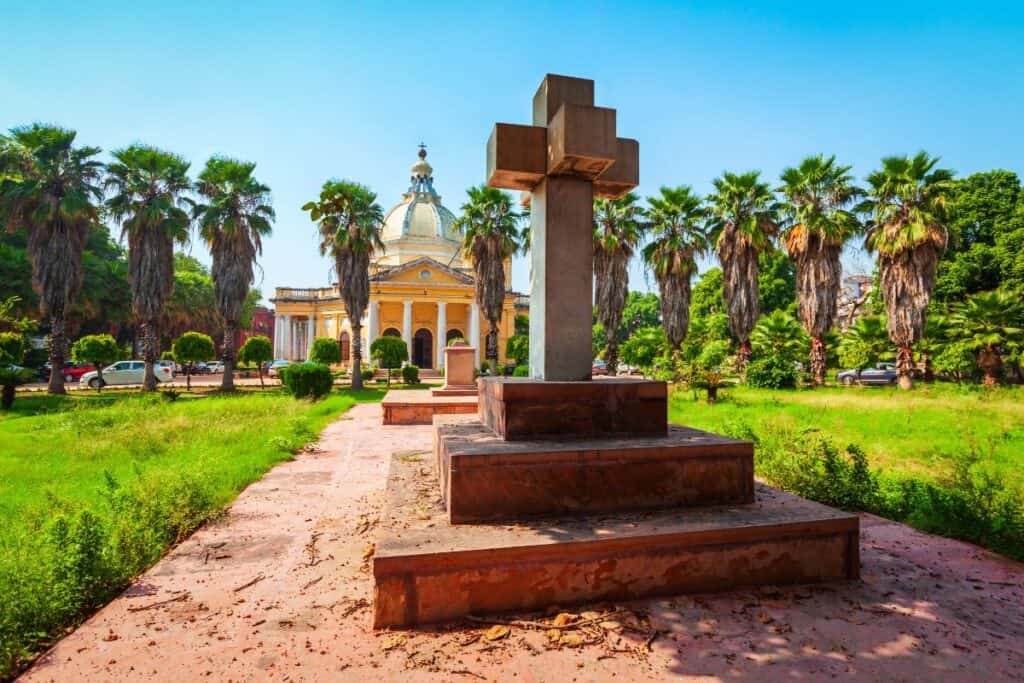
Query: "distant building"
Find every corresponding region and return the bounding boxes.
[236,306,275,350]
[836,274,873,330]
[270,147,526,369]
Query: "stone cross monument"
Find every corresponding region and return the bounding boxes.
[486,74,638,381]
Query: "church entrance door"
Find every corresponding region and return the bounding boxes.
[413,328,433,369]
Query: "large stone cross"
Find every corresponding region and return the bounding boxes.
[486,74,638,381]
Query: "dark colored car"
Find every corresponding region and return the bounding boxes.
[836,362,897,386]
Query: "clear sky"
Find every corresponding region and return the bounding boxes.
[3,1,1023,300]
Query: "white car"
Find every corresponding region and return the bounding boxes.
[79,361,173,389]
[206,360,225,373]
[267,360,290,377]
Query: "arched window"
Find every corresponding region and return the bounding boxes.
[339,331,350,363]
[446,328,464,345]
[382,327,401,337]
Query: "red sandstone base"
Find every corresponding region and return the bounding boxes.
[478,377,668,439]
[435,416,754,522]
[430,385,478,397]
[373,454,860,628]
[381,389,477,425]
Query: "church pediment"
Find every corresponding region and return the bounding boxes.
[371,256,474,286]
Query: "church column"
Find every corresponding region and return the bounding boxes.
[367,301,379,350]
[282,315,292,360]
[273,314,282,358]
[435,301,447,370]
[306,316,315,360]
[402,300,413,361]
[470,302,481,367]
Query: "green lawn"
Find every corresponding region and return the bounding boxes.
[669,383,1024,492]
[0,386,377,677]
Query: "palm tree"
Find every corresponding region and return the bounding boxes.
[303,180,382,390]
[0,124,103,394]
[751,310,810,363]
[861,152,954,389]
[778,155,862,386]
[642,186,709,354]
[105,145,192,391]
[950,290,1023,386]
[706,171,781,371]
[455,185,521,370]
[836,315,892,380]
[593,192,644,374]
[194,158,275,391]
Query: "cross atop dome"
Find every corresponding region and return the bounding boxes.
[408,142,436,195]
[418,142,427,159]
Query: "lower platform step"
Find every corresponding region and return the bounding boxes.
[373,453,860,628]
[381,389,477,425]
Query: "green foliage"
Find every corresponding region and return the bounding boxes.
[512,364,529,377]
[750,310,809,363]
[757,248,797,314]
[514,314,529,336]
[239,335,273,367]
[689,339,733,402]
[505,334,529,365]
[160,350,175,361]
[837,316,892,370]
[479,360,491,375]
[745,355,800,389]
[933,339,977,380]
[279,363,333,399]
[309,337,342,365]
[619,327,666,370]
[71,334,120,368]
[172,332,216,364]
[0,332,26,366]
[370,336,408,385]
[401,365,419,384]
[691,268,724,318]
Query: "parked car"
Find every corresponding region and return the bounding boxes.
[40,361,96,383]
[155,359,176,378]
[267,360,290,378]
[206,360,225,374]
[592,359,607,376]
[78,360,173,389]
[837,362,897,386]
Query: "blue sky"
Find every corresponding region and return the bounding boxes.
[3,1,1023,299]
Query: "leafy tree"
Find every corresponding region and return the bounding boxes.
[861,152,954,389]
[105,144,192,391]
[593,192,645,374]
[690,268,725,318]
[707,171,782,370]
[950,290,1023,386]
[620,327,666,370]
[304,180,383,391]
[370,335,408,386]
[71,334,119,392]
[0,331,31,409]
[309,337,342,366]
[171,331,215,390]
[514,314,529,336]
[194,158,275,391]
[757,248,797,315]
[239,335,273,388]
[455,185,522,370]
[642,186,709,351]
[751,310,810,365]
[505,334,529,366]
[690,340,732,403]
[0,124,104,394]
[837,316,892,377]
[778,155,862,385]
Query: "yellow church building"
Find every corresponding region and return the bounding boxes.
[271,147,526,371]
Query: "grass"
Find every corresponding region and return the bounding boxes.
[0,386,373,679]
[670,383,1024,492]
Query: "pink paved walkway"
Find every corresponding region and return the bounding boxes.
[21,403,1024,682]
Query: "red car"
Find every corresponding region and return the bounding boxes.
[49,362,95,383]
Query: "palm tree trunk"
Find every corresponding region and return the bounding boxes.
[351,322,363,390]
[736,339,752,375]
[1,384,14,410]
[978,346,1001,387]
[47,313,67,395]
[141,320,158,392]
[221,321,237,391]
[896,345,915,390]
[606,338,619,376]
[809,336,826,387]
[486,321,499,371]
[921,352,934,382]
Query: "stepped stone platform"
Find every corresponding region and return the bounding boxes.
[373,453,860,628]
[381,389,477,425]
[435,415,754,523]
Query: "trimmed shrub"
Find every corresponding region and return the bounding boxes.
[309,337,341,365]
[745,355,799,389]
[401,365,420,384]
[279,363,333,399]
[512,364,529,377]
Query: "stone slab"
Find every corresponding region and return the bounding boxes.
[373,453,860,628]
[594,137,640,199]
[436,416,753,522]
[430,386,477,397]
[486,123,546,191]
[546,103,617,178]
[381,389,477,425]
[478,377,668,439]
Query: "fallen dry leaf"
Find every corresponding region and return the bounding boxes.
[599,620,623,631]
[546,629,561,642]
[581,610,602,620]
[382,635,405,651]
[559,633,584,648]
[552,612,576,627]
[484,624,510,641]
[362,544,376,560]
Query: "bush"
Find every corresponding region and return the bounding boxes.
[745,355,799,389]
[360,364,375,380]
[512,364,529,377]
[239,336,273,388]
[505,334,529,365]
[479,360,491,375]
[309,337,341,365]
[279,363,333,399]
[370,336,408,386]
[401,364,420,384]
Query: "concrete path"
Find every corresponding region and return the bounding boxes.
[21,403,1024,682]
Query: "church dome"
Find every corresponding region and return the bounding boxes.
[380,146,461,244]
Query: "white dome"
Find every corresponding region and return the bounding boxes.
[380,147,461,244]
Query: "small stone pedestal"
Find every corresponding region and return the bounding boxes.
[432,342,478,398]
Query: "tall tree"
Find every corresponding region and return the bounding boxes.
[593,192,644,374]
[642,186,709,353]
[194,158,275,391]
[303,180,382,390]
[455,185,521,369]
[0,124,104,394]
[861,152,954,389]
[106,144,191,391]
[707,171,781,370]
[778,155,862,385]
